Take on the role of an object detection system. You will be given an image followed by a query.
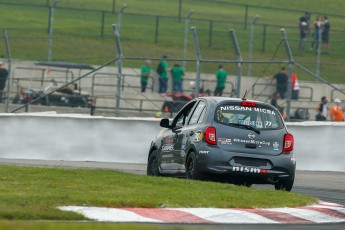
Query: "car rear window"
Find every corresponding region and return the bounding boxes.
[215,103,284,130]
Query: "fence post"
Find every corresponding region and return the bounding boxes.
[3,28,12,113]
[316,27,322,79]
[112,24,123,116]
[178,0,182,22]
[261,24,267,52]
[112,0,116,14]
[229,29,242,98]
[47,0,58,62]
[117,3,127,32]
[101,11,105,38]
[243,5,248,30]
[280,28,294,122]
[247,15,260,77]
[155,16,159,44]
[191,27,201,98]
[182,9,194,69]
[208,20,213,48]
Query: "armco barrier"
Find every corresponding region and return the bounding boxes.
[0,113,344,172]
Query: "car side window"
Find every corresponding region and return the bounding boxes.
[172,101,196,128]
[189,101,206,125]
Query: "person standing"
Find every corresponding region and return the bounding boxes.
[310,16,324,51]
[157,55,169,94]
[272,67,288,99]
[322,16,330,53]
[329,98,344,122]
[291,72,300,100]
[213,65,227,96]
[170,63,185,93]
[0,61,9,103]
[269,92,285,119]
[140,59,151,93]
[298,12,311,50]
[315,96,328,121]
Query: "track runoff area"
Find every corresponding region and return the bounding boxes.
[59,201,345,224]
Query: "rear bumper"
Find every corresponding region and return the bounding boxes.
[196,146,296,183]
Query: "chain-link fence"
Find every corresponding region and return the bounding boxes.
[1,5,345,120]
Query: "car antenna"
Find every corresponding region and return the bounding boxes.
[241,90,248,101]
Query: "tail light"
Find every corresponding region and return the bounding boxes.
[241,101,256,107]
[283,133,294,151]
[204,126,216,145]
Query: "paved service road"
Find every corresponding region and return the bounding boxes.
[1,158,344,230]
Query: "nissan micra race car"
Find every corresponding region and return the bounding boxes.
[147,97,296,191]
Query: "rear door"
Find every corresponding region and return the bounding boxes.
[214,102,286,156]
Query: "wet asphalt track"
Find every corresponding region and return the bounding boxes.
[0,159,344,230]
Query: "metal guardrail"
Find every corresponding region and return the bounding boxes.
[331,88,345,102]
[182,77,236,97]
[91,72,154,96]
[251,83,313,101]
[13,66,75,87]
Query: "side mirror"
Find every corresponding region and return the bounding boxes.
[160,118,171,128]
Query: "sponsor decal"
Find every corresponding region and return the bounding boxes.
[165,137,174,144]
[239,120,256,126]
[162,145,174,152]
[233,138,271,146]
[248,133,255,139]
[181,144,186,157]
[199,150,209,155]
[220,106,252,111]
[219,106,275,115]
[157,130,165,137]
[218,138,232,145]
[194,130,203,143]
[273,142,279,150]
[291,157,296,165]
[253,107,276,115]
[232,166,268,174]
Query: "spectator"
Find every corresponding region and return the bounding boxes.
[140,59,151,93]
[272,67,288,99]
[329,98,344,122]
[310,16,324,51]
[213,65,227,96]
[291,72,300,100]
[269,92,285,119]
[322,16,330,53]
[0,61,9,103]
[157,55,169,94]
[170,63,185,93]
[315,96,328,121]
[298,12,311,50]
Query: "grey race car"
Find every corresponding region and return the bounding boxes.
[147,97,296,191]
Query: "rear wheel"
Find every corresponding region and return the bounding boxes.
[186,152,203,180]
[147,150,161,176]
[274,177,294,192]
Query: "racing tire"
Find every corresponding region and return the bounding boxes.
[274,177,294,192]
[185,152,204,180]
[147,150,161,176]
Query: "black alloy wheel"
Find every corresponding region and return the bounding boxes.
[147,150,161,176]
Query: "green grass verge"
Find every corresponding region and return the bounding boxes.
[0,221,186,230]
[0,165,316,221]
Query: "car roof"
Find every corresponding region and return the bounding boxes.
[197,96,273,107]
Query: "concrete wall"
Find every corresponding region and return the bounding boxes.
[0,113,344,172]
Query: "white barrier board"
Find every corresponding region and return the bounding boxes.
[0,113,344,172]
